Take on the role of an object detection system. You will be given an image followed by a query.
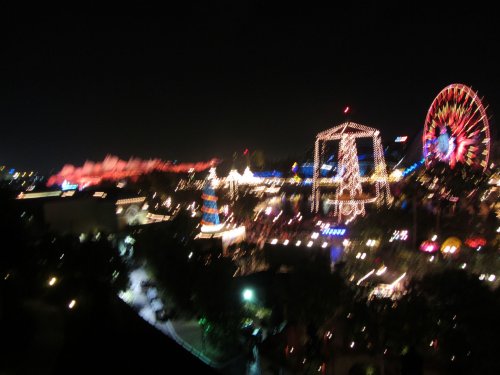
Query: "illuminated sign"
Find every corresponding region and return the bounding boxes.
[321,227,347,237]
[395,136,408,143]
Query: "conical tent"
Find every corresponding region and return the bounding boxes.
[201,184,220,226]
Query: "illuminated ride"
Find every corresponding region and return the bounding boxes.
[423,84,491,172]
[311,122,392,223]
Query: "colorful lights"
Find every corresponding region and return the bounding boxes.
[420,241,439,253]
[395,136,408,143]
[200,184,221,231]
[464,236,486,249]
[423,84,491,172]
[440,237,461,256]
[312,122,392,220]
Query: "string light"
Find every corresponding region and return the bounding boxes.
[226,169,240,201]
[311,122,392,220]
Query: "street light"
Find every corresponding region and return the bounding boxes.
[48,276,57,286]
[242,288,254,302]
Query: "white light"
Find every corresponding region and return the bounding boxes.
[271,238,278,245]
[283,239,289,246]
[479,274,485,281]
[48,277,57,286]
[461,263,466,269]
[322,242,328,248]
[350,341,355,348]
[265,206,272,215]
[296,240,301,246]
[488,274,496,282]
[431,234,438,241]
[429,256,435,262]
[242,289,254,301]
[360,253,366,260]
[188,252,193,259]
[68,299,76,309]
[355,252,361,259]
[390,272,406,287]
[357,269,375,285]
[376,266,387,276]
[343,239,350,246]
[311,232,319,239]
[307,241,313,247]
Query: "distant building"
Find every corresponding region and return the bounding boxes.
[15,188,152,235]
[44,198,117,234]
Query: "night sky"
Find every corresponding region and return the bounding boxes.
[1,3,498,173]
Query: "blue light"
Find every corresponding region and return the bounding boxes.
[8,168,15,175]
[402,158,425,177]
[61,180,78,191]
[321,227,347,237]
[253,170,282,178]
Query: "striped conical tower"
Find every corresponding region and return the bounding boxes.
[201,184,220,227]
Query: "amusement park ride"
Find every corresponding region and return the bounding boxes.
[311,122,393,223]
[310,83,493,223]
[423,83,491,172]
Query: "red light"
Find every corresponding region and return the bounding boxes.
[47,155,220,189]
[243,148,249,155]
[343,106,350,114]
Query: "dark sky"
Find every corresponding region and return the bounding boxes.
[1,3,498,173]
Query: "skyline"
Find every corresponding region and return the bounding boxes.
[1,4,498,173]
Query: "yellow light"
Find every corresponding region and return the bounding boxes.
[48,277,57,286]
[68,299,76,309]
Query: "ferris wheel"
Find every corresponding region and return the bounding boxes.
[423,83,491,171]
